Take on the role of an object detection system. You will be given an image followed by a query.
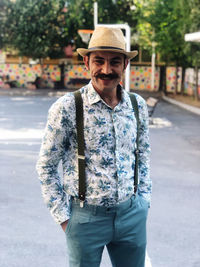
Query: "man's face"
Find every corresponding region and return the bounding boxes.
[84,51,128,94]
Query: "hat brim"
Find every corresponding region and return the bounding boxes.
[77,48,138,60]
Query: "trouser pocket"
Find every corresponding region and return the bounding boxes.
[65,208,91,237]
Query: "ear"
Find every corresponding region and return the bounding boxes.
[124,58,129,70]
[83,56,89,70]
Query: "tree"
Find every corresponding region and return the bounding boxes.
[2,0,139,56]
[3,0,69,59]
[183,0,200,99]
[135,0,194,92]
[65,0,139,48]
[0,0,10,49]
[1,0,71,88]
[136,0,190,64]
[1,0,140,88]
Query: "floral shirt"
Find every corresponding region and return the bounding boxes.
[36,82,152,224]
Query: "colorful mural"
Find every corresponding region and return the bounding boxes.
[166,67,182,93]
[184,68,200,96]
[65,65,90,81]
[0,64,60,88]
[130,66,160,91]
[0,63,199,96]
[65,65,161,91]
[0,63,160,91]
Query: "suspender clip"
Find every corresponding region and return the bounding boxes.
[135,149,139,155]
[78,155,85,160]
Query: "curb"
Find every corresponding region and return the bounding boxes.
[162,96,200,116]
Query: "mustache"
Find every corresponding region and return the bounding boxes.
[95,73,119,79]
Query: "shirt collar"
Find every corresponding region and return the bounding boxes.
[120,87,133,109]
[116,84,131,108]
[87,82,102,105]
[87,81,129,108]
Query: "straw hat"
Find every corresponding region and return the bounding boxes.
[77,26,138,60]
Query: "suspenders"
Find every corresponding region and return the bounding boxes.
[74,90,140,204]
[128,93,139,194]
[74,91,86,203]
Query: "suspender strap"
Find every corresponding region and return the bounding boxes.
[128,93,139,192]
[74,90,86,201]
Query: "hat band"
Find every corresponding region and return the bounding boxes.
[88,46,124,51]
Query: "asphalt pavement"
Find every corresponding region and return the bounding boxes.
[148,100,200,267]
[0,93,200,267]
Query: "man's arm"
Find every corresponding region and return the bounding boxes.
[136,95,152,206]
[36,99,71,225]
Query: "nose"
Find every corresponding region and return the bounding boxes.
[102,61,112,74]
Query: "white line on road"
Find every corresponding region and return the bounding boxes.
[149,117,172,128]
[0,128,44,140]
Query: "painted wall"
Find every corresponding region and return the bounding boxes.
[65,64,90,85]
[0,63,160,91]
[130,66,160,91]
[0,64,60,88]
[166,67,182,93]
[184,68,200,96]
[0,63,199,96]
[64,65,161,91]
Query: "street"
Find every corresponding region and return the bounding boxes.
[0,94,200,267]
[149,99,200,267]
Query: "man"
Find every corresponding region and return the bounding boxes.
[36,26,152,267]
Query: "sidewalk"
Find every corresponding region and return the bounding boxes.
[163,96,200,116]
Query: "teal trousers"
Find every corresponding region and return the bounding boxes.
[65,194,149,267]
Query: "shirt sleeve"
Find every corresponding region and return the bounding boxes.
[136,95,152,207]
[36,98,71,224]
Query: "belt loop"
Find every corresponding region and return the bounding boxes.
[130,194,136,207]
[130,197,133,208]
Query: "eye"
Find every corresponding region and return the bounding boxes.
[111,60,121,66]
[94,59,104,65]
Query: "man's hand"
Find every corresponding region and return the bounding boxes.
[61,220,69,232]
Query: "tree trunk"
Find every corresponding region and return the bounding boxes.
[195,66,199,101]
[159,65,166,93]
[33,58,45,89]
[40,58,44,78]
[139,48,142,63]
[59,62,65,89]
[181,67,185,95]
[175,64,178,94]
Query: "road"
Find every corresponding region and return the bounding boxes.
[0,94,200,267]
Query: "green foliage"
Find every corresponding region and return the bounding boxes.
[1,0,200,67]
[135,0,200,67]
[0,0,139,57]
[2,0,69,59]
[65,0,138,48]
[135,0,156,48]
[0,0,10,49]
[182,0,200,67]
[152,0,187,65]
[136,0,188,65]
